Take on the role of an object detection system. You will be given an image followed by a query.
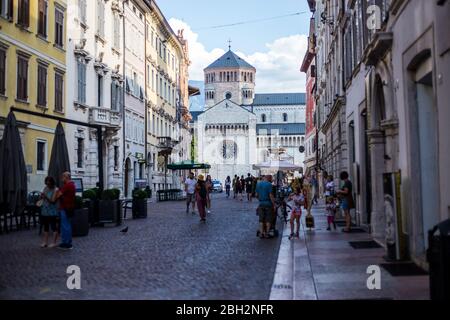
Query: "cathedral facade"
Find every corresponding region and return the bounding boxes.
[193,49,306,183]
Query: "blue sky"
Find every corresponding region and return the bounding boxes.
[157,0,310,53]
[157,0,311,94]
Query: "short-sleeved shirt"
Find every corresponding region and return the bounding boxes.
[256,181,273,207]
[185,178,197,194]
[59,181,76,211]
[291,194,305,210]
[342,180,352,195]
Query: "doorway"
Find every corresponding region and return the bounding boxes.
[414,57,440,249]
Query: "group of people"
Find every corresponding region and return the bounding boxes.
[183,170,355,236]
[184,172,214,222]
[38,172,76,250]
[324,171,354,233]
[254,170,355,239]
[230,174,258,202]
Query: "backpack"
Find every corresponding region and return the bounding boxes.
[199,182,207,199]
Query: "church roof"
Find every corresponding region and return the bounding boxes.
[252,93,306,106]
[257,123,306,135]
[189,111,203,123]
[205,50,255,70]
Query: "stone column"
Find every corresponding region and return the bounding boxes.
[367,129,386,240]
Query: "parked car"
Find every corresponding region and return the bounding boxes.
[212,180,223,193]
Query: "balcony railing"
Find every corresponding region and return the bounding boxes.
[89,106,121,128]
[158,137,176,149]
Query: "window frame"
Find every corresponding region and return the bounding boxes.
[37,63,47,107]
[37,0,48,38]
[0,46,6,96]
[0,0,14,20]
[17,0,30,28]
[16,54,29,101]
[54,71,64,112]
[54,6,65,48]
[36,139,47,173]
[77,137,84,168]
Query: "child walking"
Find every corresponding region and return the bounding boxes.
[288,187,305,239]
[326,196,337,231]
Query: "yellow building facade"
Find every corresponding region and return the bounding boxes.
[0,0,67,191]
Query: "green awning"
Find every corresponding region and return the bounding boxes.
[167,160,211,170]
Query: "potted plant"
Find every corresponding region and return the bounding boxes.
[132,188,148,219]
[72,196,89,237]
[98,188,121,224]
[83,188,99,226]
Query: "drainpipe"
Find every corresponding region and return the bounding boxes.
[122,0,127,195]
[143,3,149,189]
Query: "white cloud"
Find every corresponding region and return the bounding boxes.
[169,18,308,93]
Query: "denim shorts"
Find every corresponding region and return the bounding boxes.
[341,198,350,210]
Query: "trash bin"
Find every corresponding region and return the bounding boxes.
[427,219,450,300]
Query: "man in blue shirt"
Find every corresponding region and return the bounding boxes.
[255,175,276,239]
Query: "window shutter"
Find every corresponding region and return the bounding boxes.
[24,0,30,27]
[0,50,5,95]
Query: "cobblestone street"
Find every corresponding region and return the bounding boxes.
[0,194,282,300]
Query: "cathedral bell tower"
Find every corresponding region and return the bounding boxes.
[203,47,256,109]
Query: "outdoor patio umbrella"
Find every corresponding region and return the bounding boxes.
[0,111,28,215]
[167,160,211,170]
[253,159,302,172]
[48,122,71,188]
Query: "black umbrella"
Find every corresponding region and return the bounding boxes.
[0,111,28,215]
[48,122,71,188]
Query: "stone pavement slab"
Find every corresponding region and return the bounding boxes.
[0,193,282,300]
[270,203,430,300]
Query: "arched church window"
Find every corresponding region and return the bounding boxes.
[244,73,247,82]
[250,73,253,83]
[226,72,230,82]
[261,114,266,123]
[220,72,222,82]
[283,113,288,122]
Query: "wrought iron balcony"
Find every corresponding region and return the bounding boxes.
[89,106,121,128]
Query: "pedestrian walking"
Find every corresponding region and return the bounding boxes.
[235,176,243,201]
[55,172,76,250]
[195,174,208,222]
[251,176,257,199]
[206,175,213,213]
[240,175,245,202]
[337,171,354,232]
[287,187,305,239]
[39,176,60,248]
[311,175,319,204]
[225,176,231,198]
[184,172,197,214]
[232,175,238,199]
[245,173,253,202]
[255,175,276,239]
[326,196,337,231]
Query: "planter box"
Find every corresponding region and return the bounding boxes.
[72,208,89,237]
[132,199,148,219]
[85,200,99,226]
[98,199,120,224]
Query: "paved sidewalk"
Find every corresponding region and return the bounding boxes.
[270,203,430,300]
